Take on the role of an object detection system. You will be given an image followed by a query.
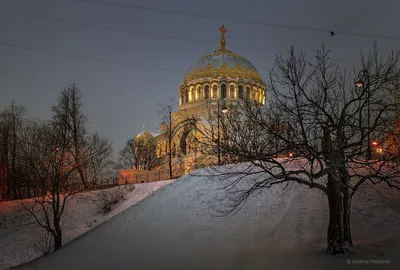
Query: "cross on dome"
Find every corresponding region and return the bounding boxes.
[219,25,228,51]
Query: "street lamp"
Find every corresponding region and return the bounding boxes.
[355,69,371,160]
[217,98,228,165]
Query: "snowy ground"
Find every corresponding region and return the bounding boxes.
[0,180,174,269]
[11,167,400,270]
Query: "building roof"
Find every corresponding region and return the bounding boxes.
[136,131,162,138]
[182,26,263,84]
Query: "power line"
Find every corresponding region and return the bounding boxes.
[0,9,279,54]
[0,9,209,45]
[0,41,360,81]
[76,0,400,42]
[0,41,186,75]
[1,8,359,63]
[0,40,360,77]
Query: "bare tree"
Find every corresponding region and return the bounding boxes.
[17,120,79,251]
[136,134,158,170]
[118,135,158,171]
[0,102,26,199]
[118,137,136,169]
[10,82,114,251]
[83,133,114,186]
[189,44,400,254]
[0,116,9,199]
[18,118,113,251]
[157,101,175,178]
[51,83,89,188]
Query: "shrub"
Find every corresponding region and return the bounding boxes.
[96,185,134,214]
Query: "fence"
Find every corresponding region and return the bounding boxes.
[82,177,119,190]
[118,169,170,185]
[0,177,120,201]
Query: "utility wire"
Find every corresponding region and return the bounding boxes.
[1,9,360,63]
[0,9,209,45]
[0,41,186,75]
[0,40,359,76]
[76,0,400,42]
[0,9,279,54]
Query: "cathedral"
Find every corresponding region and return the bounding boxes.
[136,26,266,178]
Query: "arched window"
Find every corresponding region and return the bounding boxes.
[213,85,218,98]
[221,84,227,98]
[261,90,265,104]
[197,87,201,100]
[229,85,235,98]
[246,87,251,99]
[238,85,244,99]
[204,86,209,99]
[184,88,189,103]
[191,88,195,101]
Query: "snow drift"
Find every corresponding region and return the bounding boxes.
[13,166,400,270]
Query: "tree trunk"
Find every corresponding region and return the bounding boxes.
[75,146,88,189]
[327,173,345,254]
[25,178,31,198]
[25,159,31,198]
[168,146,172,180]
[340,159,352,247]
[323,128,344,254]
[11,107,18,199]
[77,167,88,189]
[343,194,353,247]
[337,127,353,248]
[53,221,63,251]
[168,117,173,179]
[1,164,7,198]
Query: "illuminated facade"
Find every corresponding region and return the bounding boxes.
[145,26,266,176]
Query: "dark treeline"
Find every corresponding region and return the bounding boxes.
[0,83,114,200]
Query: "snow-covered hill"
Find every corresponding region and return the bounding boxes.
[14,167,400,270]
[0,180,173,269]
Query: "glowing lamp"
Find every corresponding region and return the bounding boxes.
[355,79,364,88]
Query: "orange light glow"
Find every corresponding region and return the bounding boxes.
[355,80,364,88]
[289,152,294,157]
[371,140,378,146]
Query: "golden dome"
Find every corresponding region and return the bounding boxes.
[183,25,263,84]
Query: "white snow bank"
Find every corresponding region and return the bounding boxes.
[16,166,400,270]
[0,180,174,269]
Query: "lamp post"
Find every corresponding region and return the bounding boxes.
[217,98,228,165]
[355,69,371,160]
